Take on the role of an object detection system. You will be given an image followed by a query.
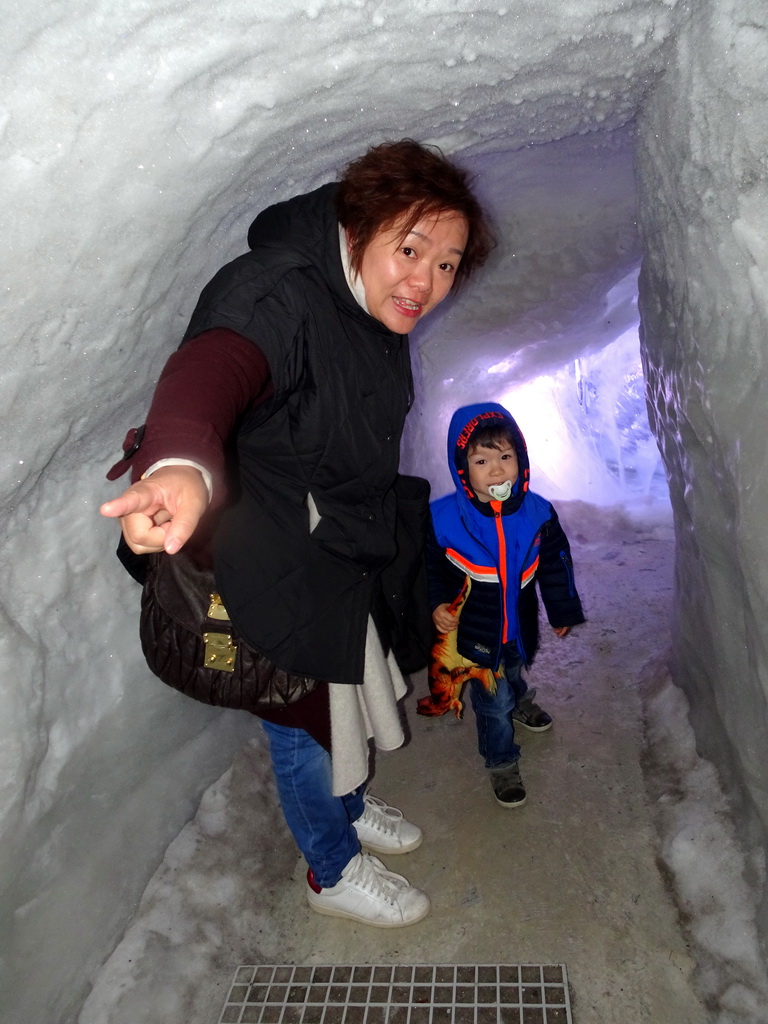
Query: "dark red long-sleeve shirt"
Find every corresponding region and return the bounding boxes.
[109,327,331,749]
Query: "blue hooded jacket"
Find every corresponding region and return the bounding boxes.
[427,402,584,668]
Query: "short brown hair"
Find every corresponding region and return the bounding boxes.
[467,423,517,454]
[336,139,495,289]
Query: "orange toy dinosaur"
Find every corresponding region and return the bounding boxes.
[416,577,496,719]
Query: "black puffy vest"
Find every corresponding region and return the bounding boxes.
[181,184,414,684]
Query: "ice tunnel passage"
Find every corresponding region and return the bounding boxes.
[3,1,768,1022]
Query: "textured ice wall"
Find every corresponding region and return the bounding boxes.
[402,130,646,502]
[2,0,682,1020]
[637,0,768,944]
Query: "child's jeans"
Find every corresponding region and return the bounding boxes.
[469,641,528,769]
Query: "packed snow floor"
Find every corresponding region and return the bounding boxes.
[79,502,768,1024]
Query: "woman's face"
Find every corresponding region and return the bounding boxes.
[356,210,469,332]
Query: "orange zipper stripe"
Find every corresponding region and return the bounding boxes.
[491,500,509,642]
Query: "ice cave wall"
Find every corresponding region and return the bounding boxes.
[636,0,768,942]
[5,0,767,1019]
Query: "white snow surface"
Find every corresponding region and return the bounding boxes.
[2,0,768,1021]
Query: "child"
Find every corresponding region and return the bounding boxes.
[418,402,584,807]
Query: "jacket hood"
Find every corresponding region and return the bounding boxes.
[447,402,531,515]
[247,182,335,258]
[246,182,392,334]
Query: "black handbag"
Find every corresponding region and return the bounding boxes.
[139,549,319,711]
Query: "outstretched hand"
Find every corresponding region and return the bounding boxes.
[100,465,209,555]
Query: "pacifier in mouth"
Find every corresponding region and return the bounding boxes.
[488,481,512,501]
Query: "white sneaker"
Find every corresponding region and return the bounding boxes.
[307,852,430,927]
[353,793,423,854]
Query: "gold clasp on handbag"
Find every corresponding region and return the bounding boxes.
[207,592,230,621]
[203,631,237,672]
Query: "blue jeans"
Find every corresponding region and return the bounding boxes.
[469,643,528,769]
[260,719,365,887]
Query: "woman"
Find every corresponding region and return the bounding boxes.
[102,139,494,927]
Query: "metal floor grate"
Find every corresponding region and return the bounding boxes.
[218,964,573,1024]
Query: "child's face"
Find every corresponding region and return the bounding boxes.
[467,441,519,502]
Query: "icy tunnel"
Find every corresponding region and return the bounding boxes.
[2,1,768,1021]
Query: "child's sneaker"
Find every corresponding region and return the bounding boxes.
[511,689,553,732]
[353,793,423,854]
[489,762,527,808]
[307,852,430,927]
